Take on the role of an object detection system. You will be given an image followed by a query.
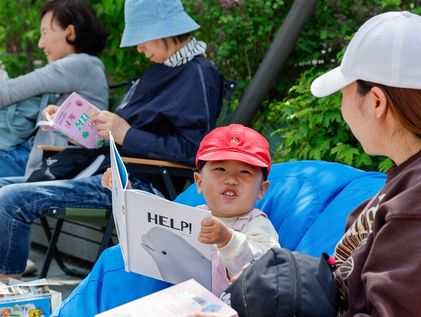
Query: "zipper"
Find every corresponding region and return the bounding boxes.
[286,249,299,316]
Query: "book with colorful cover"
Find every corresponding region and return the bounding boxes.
[0,278,62,317]
[95,279,238,317]
[109,133,212,290]
[37,92,106,149]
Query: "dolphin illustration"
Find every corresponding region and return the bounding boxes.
[141,227,211,288]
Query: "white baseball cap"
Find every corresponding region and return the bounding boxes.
[311,11,421,97]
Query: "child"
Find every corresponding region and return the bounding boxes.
[194,123,280,295]
[102,124,280,296]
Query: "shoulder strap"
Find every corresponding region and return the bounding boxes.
[36,93,57,122]
[232,209,267,231]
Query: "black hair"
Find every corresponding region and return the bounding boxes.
[196,160,269,181]
[161,32,192,50]
[41,0,107,56]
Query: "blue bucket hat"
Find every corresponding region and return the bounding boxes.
[120,0,200,48]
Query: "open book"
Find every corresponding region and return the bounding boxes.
[109,133,212,289]
[37,92,106,149]
[95,279,238,317]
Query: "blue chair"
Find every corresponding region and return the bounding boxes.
[53,160,386,316]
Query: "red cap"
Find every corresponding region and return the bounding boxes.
[196,124,271,174]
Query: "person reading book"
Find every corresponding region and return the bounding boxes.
[0,0,223,280]
[102,124,280,296]
[193,124,280,296]
[0,0,108,177]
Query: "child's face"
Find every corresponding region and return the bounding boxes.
[194,160,269,218]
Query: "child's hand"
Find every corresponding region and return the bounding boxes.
[101,168,113,190]
[199,216,232,248]
[101,167,133,190]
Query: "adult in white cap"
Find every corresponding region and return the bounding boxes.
[0,0,224,293]
[190,10,421,317]
[312,10,421,316]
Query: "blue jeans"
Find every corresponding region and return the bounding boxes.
[0,174,152,275]
[0,141,31,177]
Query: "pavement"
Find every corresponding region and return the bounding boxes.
[22,243,90,301]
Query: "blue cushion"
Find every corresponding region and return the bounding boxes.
[53,160,386,316]
[176,161,386,256]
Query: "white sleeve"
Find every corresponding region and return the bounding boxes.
[218,216,280,276]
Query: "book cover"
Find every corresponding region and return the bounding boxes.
[0,295,52,317]
[109,133,212,290]
[0,278,62,317]
[37,92,105,149]
[95,279,238,317]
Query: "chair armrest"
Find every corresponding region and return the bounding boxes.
[48,206,110,227]
[121,157,193,169]
[37,145,194,169]
[37,145,66,152]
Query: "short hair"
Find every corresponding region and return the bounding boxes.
[357,80,421,138]
[41,0,107,56]
[161,32,192,50]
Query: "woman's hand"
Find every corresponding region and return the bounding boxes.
[39,104,60,131]
[42,104,59,121]
[93,111,131,145]
[230,261,251,283]
[199,216,232,248]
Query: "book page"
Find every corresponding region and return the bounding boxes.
[109,133,129,263]
[125,189,212,289]
[95,279,238,317]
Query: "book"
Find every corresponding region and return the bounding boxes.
[95,279,238,317]
[37,92,106,149]
[0,278,62,317]
[109,133,212,289]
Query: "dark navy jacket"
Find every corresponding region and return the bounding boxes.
[116,55,224,166]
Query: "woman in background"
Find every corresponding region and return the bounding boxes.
[0,0,108,177]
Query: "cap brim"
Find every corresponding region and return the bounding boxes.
[120,12,200,48]
[310,66,356,97]
[197,151,269,169]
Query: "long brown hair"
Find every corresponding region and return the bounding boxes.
[357,80,421,138]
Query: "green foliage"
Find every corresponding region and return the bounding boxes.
[0,0,418,172]
[270,69,394,172]
[184,0,292,94]
[0,0,45,77]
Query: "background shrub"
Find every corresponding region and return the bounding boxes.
[0,0,419,171]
